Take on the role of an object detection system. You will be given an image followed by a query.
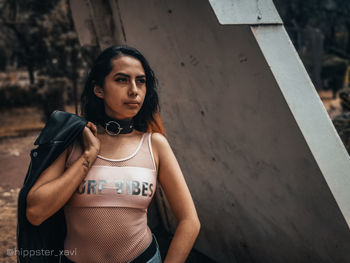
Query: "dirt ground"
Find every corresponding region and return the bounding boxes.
[0,187,20,262]
[0,106,75,262]
[0,95,343,262]
[0,134,37,262]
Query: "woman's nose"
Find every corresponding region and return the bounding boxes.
[128,80,138,96]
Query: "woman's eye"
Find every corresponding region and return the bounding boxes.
[115,78,127,83]
[137,79,146,84]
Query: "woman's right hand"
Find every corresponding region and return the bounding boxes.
[82,122,100,160]
[26,122,101,226]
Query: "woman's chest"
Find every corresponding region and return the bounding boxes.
[66,165,157,209]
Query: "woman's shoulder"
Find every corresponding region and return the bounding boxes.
[150,132,168,146]
[150,132,172,157]
[149,132,169,171]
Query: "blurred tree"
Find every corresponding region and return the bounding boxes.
[0,0,97,116]
[0,0,60,84]
[331,0,350,58]
[0,48,6,70]
[274,0,350,58]
[274,0,350,96]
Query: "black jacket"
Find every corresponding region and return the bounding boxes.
[17,110,87,263]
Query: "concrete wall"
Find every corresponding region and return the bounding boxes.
[70,0,350,262]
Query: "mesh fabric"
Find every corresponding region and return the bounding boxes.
[63,132,157,262]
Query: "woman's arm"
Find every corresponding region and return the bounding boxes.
[152,133,200,263]
[26,122,100,226]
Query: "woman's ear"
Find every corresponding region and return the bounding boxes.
[93,85,104,99]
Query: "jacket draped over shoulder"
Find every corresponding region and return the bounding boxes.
[17,110,87,263]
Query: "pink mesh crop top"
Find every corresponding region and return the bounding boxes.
[63,132,157,263]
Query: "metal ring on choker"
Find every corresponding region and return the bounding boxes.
[97,116,134,136]
[105,121,123,136]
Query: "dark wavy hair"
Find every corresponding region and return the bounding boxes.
[81,45,161,133]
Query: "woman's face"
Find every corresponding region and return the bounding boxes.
[94,55,147,120]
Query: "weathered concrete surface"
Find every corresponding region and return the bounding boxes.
[70,0,350,262]
[69,0,97,46]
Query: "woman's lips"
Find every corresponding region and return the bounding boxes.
[125,102,139,107]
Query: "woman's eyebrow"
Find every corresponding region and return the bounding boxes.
[114,73,129,78]
[113,73,146,78]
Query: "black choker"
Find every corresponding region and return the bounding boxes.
[97,115,134,135]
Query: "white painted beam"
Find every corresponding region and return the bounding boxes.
[209,0,282,25]
[252,24,350,226]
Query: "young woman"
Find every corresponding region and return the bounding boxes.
[25,45,200,262]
